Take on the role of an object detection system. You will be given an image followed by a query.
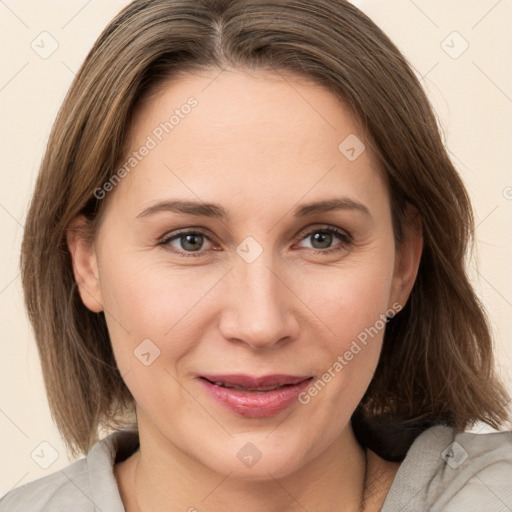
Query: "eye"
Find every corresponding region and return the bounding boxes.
[158,225,352,258]
[295,226,352,255]
[158,229,216,258]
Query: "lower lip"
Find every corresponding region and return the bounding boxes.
[198,378,312,418]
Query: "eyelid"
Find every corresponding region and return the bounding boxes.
[158,227,219,251]
[294,224,352,243]
[158,223,353,258]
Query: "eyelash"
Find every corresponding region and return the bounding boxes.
[158,226,353,259]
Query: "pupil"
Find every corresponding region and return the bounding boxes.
[182,234,202,251]
[312,232,331,249]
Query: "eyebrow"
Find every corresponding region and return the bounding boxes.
[136,197,371,220]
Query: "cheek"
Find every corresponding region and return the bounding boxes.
[296,253,395,345]
[293,269,394,429]
[292,249,395,403]
[99,229,395,378]
[98,250,223,373]
[98,256,201,413]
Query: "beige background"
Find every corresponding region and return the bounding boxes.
[1,0,511,495]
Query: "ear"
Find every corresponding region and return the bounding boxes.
[388,203,423,311]
[66,215,104,313]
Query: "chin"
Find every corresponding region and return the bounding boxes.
[217,455,302,482]
[197,436,309,481]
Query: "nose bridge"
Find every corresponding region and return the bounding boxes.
[219,243,295,349]
[239,248,281,309]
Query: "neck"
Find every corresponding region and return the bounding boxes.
[115,413,375,512]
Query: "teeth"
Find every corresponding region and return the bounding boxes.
[212,381,287,391]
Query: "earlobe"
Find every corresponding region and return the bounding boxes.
[66,215,104,313]
[389,204,423,310]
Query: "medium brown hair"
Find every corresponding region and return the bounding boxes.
[20,0,511,459]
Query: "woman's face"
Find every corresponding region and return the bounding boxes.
[70,68,421,479]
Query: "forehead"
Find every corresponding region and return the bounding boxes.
[108,68,388,219]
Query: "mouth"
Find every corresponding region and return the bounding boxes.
[197,374,313,418]
[199,374,312,391]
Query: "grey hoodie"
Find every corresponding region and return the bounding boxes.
[1,425,511,511]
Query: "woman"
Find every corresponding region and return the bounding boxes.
[2,0,511,510]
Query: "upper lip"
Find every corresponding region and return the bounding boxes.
[200,374,312,388]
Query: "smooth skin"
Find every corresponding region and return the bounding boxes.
[67,68,423,512]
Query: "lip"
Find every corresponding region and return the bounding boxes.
[198,374,313,418]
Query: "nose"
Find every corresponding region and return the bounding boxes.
[218,252,300,351]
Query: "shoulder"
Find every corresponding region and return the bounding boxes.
[0,457,92,511]
[0,429,138,512]
[430,426,512,511]
[382,424,512,512]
